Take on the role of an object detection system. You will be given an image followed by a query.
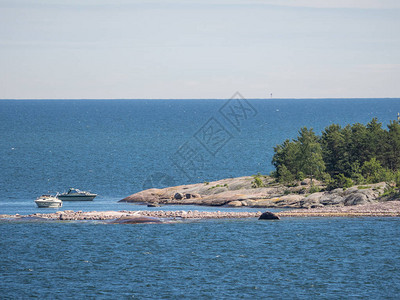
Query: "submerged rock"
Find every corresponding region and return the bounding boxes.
[111,216,162,224]
[258,211,280,220]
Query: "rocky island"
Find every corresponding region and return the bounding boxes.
[121,117,400,210]
[119,175,390,208]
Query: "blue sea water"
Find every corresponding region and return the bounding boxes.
[1,98,400,298]
[1,218,400,299]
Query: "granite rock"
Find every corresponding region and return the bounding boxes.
[120,177,387,208]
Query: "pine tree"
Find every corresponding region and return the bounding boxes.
[296,127,325,181]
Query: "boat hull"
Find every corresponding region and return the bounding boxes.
[57,195,96,201]
[35,200,63,208]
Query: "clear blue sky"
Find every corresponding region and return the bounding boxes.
[1,0,399,99]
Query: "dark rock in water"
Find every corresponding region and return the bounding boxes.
[147,203,161,207]
[111,216,162,224]
[174,193,184,200]
[258,211,280,220]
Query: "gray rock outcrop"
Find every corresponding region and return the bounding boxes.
[119,177,387,208]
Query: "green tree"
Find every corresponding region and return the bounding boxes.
[384,121,400,170]
[277,165,295,184]
[361,157,393,183]
[296,127,326,181]
[328,174,353,190]
[272,139,300,177]
[349,123,369,165]
[272,127,326,182]
[361,157,381,182]
[321,124,346,175]
[366,118,385,161]
[349,161,365,184]
[271,117,400,186]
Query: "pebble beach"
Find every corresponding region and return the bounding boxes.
[278,201,400,217]
[2,201,400,222]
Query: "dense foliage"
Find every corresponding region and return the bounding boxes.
[272,118,400,189]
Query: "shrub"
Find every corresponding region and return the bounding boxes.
[382,185,396,197]
[395,171,400,187]
[342,175,354,189]
[377,169,394,183]
[252,176,264,188]
[352,173,365,185]
[327,174,353,190]
[358,185,372,190]
[309,185,321,194]
[296,171,305,181]
[321,172,331,183]
[278,165,295,184]
[361,158,394,183]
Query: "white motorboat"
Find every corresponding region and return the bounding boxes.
[35,195,63,208]
[57,188,97,201]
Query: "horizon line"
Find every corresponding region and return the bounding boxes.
[0,97,399,101]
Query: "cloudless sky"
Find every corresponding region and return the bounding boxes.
[1,0,399,99]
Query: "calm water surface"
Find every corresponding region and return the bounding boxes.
[1,217,399,299]
[1,99,400,298]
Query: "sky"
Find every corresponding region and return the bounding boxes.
[0,0,399,99]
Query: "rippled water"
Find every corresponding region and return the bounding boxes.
[1,217,400,299]
[1,99,400,298]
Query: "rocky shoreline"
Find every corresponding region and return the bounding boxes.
[1,176,399,222]
[1,201,400,223]
[279,201,400,217]
[0,210,263,222]
[119,176,391,208]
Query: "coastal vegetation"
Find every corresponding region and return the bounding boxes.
[272,118,400,194]
[120,118,400,209]
[251,173,265,188]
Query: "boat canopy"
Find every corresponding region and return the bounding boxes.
[67,188,82,194]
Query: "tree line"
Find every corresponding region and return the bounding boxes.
[272,118,400,189]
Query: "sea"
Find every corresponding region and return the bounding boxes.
[1,98,400,299]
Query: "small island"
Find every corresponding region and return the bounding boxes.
[120,117,400,216]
